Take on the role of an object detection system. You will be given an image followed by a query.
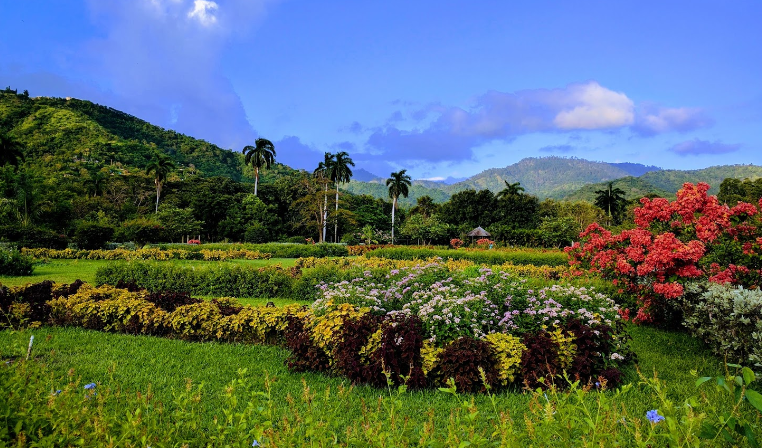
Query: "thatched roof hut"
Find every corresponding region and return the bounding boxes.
[466,226,491,238]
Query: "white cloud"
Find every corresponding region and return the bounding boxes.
[553,82,634,129]
[188,0,219,27]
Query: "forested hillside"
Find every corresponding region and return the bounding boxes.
[0,90,247,180]
[565,165,762,202]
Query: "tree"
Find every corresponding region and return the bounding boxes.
[0,133,25,169]
[386,169,412,243]
[313,152,333,242]
[242,138,276,196]
[327,151,354,242]
[409,195,439,218]
[496,180,525,199]
[594,182,627,224]
[145,154,176,213]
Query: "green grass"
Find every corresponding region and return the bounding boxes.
[0,323,741,436]
[0,258,297,288]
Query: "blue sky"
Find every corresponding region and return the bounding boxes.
[1,1,760,180]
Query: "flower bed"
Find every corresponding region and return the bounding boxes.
[3,270,633,392]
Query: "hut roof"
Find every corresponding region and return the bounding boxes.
[466,226,491,237]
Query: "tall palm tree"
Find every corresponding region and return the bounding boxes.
[496,180,524,199]
[0,133,25,169]
[386,169,412,243]
[312,152,333,242]
[594,182,627,222]
[328,151,354,242]
[242,138,276,196]
[145,153,176,213]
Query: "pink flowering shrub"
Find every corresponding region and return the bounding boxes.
[566,182,762,323]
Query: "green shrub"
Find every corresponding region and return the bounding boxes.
[0,248,34,276]
[156,242,348,258]
[74,222,115,250]
[95,261,295,298]
[115,218,166,246]
[365,247,568,267]
[0,226,68,249]
[681,282,762,369]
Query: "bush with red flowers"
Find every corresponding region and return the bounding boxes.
[566,182,762,323]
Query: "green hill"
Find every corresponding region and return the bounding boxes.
[0,90,248,180]
[564,165,762,202]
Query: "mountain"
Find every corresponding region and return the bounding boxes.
[351,168,383,182]
[0,90,248,180]
[449,157,637,199]
[608,162,662,177]
[563,165,762,202]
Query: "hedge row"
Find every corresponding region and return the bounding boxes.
[365,247,568,266]
[2,281,630,392]
[155,242,349,258]
[21,247,271,261]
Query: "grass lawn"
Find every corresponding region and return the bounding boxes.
[0,323,742,437]
[0,257,297,288]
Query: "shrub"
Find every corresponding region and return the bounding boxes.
[95,262,295,298]
[116,219,166,246]
[74,222,115,250]
[0,226,68,249]
[566,182,762,323]
[680,282,762,369]
[0,248,34,276]
[436,337,498,393]
[365,247,568,267]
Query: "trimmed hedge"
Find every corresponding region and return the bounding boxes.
[95,262,297,299]
[155,242,349,258]
[365,247,568,267]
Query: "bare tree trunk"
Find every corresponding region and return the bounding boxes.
[322,183,328,243]
[334,185,339,243]
[391,197,396,243]
[155,181,161,213]
[254,167,259,196]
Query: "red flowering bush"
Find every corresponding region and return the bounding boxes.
[566,182,762,323]
[450,238,464,249]
[475,238,494,248]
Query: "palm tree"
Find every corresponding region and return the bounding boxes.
[145,153,176,213]
[312,152,333,242]
[0,133,25,169]
[496,180,524,199]
[594,182,627,223]
[327,151,354,242]
[242,138,276,196]
[386,169,412,243]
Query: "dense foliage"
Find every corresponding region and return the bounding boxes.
[567,182,762,323]
[365,246,568,267]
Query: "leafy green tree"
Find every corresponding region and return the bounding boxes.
[145,153,176,213]
[496,180,525,199]
[494,192,540,229]
[439,189,497,232]
[594,182,627,224]
[409,195,439,218]
[328,151,354,242]
[84,169,108,198]
[156,206,203,242]
[242,138,276,196]
[400,214,449,245]
[386,169,412,243]
[0,133,25,169]
[74,222,115,250]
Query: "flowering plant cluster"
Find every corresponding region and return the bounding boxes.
[21,247,272,261]
[306,262,631,389]
[450,238,464,249]
[475,238,494,248]
[566,182,762,322]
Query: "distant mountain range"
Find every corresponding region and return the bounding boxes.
[345,157,762,206]
[3,90,761,208]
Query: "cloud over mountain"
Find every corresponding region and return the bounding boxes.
[670,139,741,156]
